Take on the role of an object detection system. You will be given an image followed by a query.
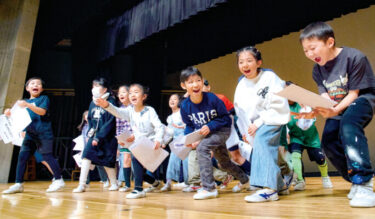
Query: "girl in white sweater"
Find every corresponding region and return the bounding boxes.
[95,83,164,199]
[233,46,290,203]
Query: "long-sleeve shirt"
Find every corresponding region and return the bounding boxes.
[105,103,164,143]
[180,92,231,135]
[234,69,290,133]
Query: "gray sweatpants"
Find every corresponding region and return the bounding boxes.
[197,127,249,191]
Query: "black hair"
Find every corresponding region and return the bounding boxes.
[77,110,89,131]
[92,77,115,97]
[129,83,150,104]
[236,46,262,62]
[180,66,203,83]
[299,22,335,44]
[203,79,209,86]
[170,93,183,108]
[285,81,293,86]
[25,77,45,87]
[118,84,130,92]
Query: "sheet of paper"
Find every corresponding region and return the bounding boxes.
[170,136,191,160]
[226,119,240,148]
[12,133,24,147]
[73,152,83,167]
[0,115,14,144]
[73,135,85,151]
[115,129,133,148]
[129,136,169,172]
[235,107,254,146]
[238,141,252,162]
[275,84,337,109]
[185,130,205,146]
[10,103,32,133]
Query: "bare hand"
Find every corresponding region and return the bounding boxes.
[92,140,98,146]
[199,125,210,136]
[294,110,317,119]
[119,142,125,146]
[126,135,135,143]
[17,100,28,108]
[21,131,26,138]
[161,144,166,149]
[153,141,161,150]
[94,98,109,108]
[315,107,339,118]
[248,124,258,136]
[4,108,11,117]
[242,135,249,144]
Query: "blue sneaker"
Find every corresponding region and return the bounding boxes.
[245,189,279,202]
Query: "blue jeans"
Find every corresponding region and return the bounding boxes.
[166,152,188,183]
[250,125,285,191]
[322,97,374,184]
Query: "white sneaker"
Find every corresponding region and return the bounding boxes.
[173,182,188,189]
[2,183,24,194]
[193,189,218,200]
[126,190,146,199]
[119,186,131,192]
[232,180,250,193]
[348,179,373,200]
[294,180,306,191]
[103,180,110,188]
[144,181,163,193]
[46,178,65,192]
[117,181,123,187]
[322,176,333,188]
[160,183,172,192]
[350,185,375,207]
[73,184,88,193]
[245,189,279,203]
[182,185,201,192]
[108,183,119,191]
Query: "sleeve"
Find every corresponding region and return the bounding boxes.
[180,105,195,135]
[254,75,290,127]
[348,55,372,90]
[206,95,232,132]
[166,115,172,126]
[104,102,130,121]
[312,66,326,94]
[38,95,50,110]
[149,107,164,143]
[94,99,117,142]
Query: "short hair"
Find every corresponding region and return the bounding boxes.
[180,66,202,83]
[118,84,130,92]
[236,46,262,62]
[93,77,110,89]
[129,83,150,104]
[299,22,335,43]
[25,77,45,87]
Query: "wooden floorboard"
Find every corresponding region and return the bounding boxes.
[1,177,375,218]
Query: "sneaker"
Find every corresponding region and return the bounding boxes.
[103,180,110,188]
[244,188,279,203]
[126,190,146,199]
[220,175,233,190]
[249,185,262,191]
[350,185,375,207]
[182,185,201,192]
[144,181,163,193]
[193,189,218,200]
[46,178,65,192]
[117,181,123,187]
[2,183,24,194]
[119,186,131,192]
[294,180,306,191]
[348,179,373,200]
[322,176,333,188]
[173,182,188,189]
[73,184,88,193]
[232,180,250,193]
[108,183,119,191]
[160,183,172,192]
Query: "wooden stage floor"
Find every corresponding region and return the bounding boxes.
[1,177,375,218]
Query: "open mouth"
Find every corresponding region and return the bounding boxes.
[243,70,251,74]
[314,57,321,63]
[32,88,39,92]
[193,89,200,93]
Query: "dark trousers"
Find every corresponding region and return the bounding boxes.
[322,97,374,184]
[131,155,157,191]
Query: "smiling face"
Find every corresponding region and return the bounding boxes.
[129,85,146,107]
[118,86,129,105]
[180,74,203,100]
[26,79,43,98]
[169,94,180,110]
[237,51,262,79]
[301,37,335,66]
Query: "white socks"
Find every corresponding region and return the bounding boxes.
[79,159,92,185]
[104,166,117,186]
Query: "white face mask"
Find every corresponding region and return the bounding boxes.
[92,87,102,99]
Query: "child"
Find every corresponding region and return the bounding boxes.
[95,83,164,199]
[3,77,65,194]
[73,78,119,193]
[116,85,133,192]
[179,66,249,200]
[300,22,375,207]
[234,46,290,202]
[160,94,188,192]
[281,82,333,191]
